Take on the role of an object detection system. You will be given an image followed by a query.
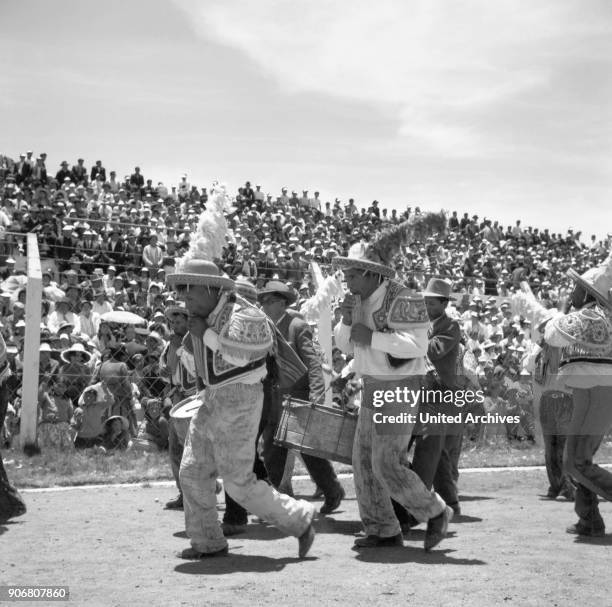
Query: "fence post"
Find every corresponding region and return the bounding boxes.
[20,233,42,450]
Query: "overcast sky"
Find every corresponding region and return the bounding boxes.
[2,0,611,239]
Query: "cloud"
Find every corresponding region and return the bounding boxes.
[173,0,612,157]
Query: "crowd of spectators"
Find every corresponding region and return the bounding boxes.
[0,150,609,452]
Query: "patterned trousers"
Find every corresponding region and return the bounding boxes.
[564,386,612,527]
[354,377,446,538]
[179,381,314,553]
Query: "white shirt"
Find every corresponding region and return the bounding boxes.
[333,281,427,379]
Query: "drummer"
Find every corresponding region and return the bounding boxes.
[167,185,316,559]
[258,280,345,514]
[160,303,197,510]
[332,227,453,551]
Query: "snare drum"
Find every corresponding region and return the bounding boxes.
[274,397,357,465]
[169,395,203,445]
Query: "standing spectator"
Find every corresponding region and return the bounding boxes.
[129,166,144,193]
[71,158,87,184]
[90,160,106,183]
[55,161,72,184]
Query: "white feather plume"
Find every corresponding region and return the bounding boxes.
[177,182,230,271]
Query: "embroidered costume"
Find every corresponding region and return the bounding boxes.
[332,213,453,551]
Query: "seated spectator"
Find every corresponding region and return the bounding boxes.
[99,415,132,452]
[99,360,139,436]
[71,384,113,449]
[134,398,169,451]
[60,343,92,406]
[37,376,74,450]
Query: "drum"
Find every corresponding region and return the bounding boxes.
[274,397,357,465]
[169,395,203,445]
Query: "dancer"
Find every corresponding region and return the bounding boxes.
[168,185,315,559]
[332,215,453,551]
[543,250,612,537]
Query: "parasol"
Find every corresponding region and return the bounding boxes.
[100,310,146,325]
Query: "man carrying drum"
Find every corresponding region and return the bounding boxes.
[258,280,345,514]
[332,220,453,551]
[167,185,316,559]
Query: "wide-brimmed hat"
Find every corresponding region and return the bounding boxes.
[164,302,188,320]
[61,342,92,363]
[422,278,452,299]
[257,280,297,305]
[104,415,129,432]
[332,241,395,278]
[567,249,612,309]
[234,276,258,303]
[166,258,234,291]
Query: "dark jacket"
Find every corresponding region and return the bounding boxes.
[427,312,461,390]
[276,310,325,403]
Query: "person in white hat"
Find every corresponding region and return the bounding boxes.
[543,249,612,536]
[166,185,316,559]
[332,213,453,551]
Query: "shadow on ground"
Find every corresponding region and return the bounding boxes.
[175,554,317,575]
[353,546,486,566]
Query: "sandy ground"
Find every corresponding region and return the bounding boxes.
[2,469,611,607]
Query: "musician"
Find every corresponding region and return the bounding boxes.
[258,280,345,514]
[167,186,315,559]
[410,278,463,517]
[160,303,196,510]
[543,250,612,537]
[332,215,453,552]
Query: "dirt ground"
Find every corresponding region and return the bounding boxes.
[2,469,611,607]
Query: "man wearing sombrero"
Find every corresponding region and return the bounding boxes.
[167,185,315,559]
[543,249,612,537]
[332,214,454,551]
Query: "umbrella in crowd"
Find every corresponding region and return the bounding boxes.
[100,310,146,325]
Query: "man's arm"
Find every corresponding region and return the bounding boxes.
[428,319,461,361]
[333,320,354,355]
[370,328,428,358]
[293,320,326,401]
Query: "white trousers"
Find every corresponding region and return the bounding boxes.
[179,381,314,553]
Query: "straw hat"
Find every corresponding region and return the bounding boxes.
[257,280,297,305]
[164,302,188,320]
[234,276,258,303]
[104,415,129,432]
[61,342,92,363]
[422,278,452,299]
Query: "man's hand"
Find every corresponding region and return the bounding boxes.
[188,316,208,338]
[350,323,373,346]
[340,294,355,326]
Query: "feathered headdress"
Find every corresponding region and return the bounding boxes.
[332,211,447,277]
[176,182,230,270]
[166,182,235,291]
[567,248,612,309]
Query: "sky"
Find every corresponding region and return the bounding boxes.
[2,0,611,240]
